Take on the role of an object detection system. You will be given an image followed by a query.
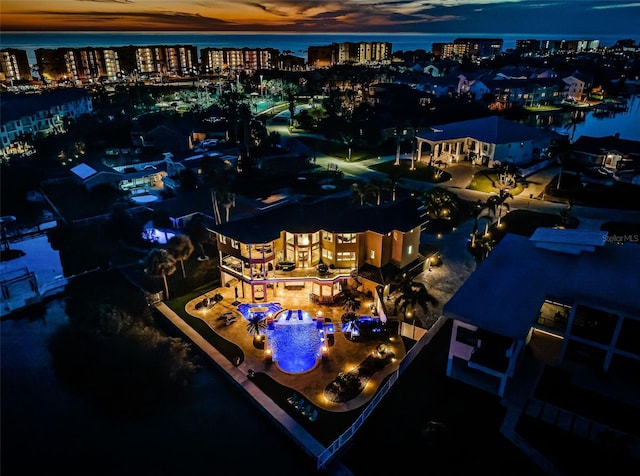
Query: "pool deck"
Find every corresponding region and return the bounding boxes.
[179,286,405,413]
[154,285,407,472]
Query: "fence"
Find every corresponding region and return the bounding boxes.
[316,314,448,469]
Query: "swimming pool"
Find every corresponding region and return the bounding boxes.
[237,302,282,321]
[266,310,322,373]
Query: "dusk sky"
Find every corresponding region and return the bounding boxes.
[2,0,640,35]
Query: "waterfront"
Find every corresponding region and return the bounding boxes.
[0,298,320,476]
[521,94,640,142]
[0,31,631,66]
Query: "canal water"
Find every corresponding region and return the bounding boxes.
[0,298,319,476]
[521,94,640,142]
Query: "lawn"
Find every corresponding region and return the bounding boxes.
[165,287,244,366]
[468,209,579,263]
[295,136,380,162]
[369,160,452,183]
[467,170,524,195]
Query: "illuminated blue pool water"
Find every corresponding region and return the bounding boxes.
[237,302,282,321]
[266,310,321,373]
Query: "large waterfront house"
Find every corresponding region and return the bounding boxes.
[211,196,428,313]
[444,228,640,403]
[414,115,555,168]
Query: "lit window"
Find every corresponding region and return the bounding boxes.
[370,250,375,259]
[337,252,355,261]
[219,236,227,244]
[322,231,333,242]
[337,233,356,244]
[231,239,239,249]
[407,245,413,254]
[322,249,333,260]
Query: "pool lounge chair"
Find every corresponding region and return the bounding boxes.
[287,393,299,405]
[308,409,318,422]
[301,404,312,416]
[295,398,306,410]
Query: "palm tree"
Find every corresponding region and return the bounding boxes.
[246,313,267,340]
[167,234,194,279]
[421,188,460,220]
[365,180,385,206]
[143,248,177,300]
[389,273,437,332]
[351,182,368,206]
[220,192,236,223]
[489,189,513,227]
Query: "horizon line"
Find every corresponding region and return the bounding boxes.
[2,30,633,37]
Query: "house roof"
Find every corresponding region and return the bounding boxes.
[443,231,640,339]
[212,196,425,243]
[572,135,640,156]
[70,161,121,181]
[417,116,553,145]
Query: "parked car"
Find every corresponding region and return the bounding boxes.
[276,261,296,271]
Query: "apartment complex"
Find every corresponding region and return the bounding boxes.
[35,45,198,83]
[432,38,504,59]
[0,49,32,84]
[0,88,93,160]
[308,42,392,67]
[516,39,601,53]
[200,48,279,74]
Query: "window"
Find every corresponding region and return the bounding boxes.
[370,250,375,260]
[286,232,294,244]
[322,231,333,242]
[312,232,320,244]
[322,249,333,260]
[231,239,239,249]
[337,233,356,244]
[407,245,413,255]
[337,251,355,261]
[483,144,488,152]
[297,234,310,246]
[219,235,226,244]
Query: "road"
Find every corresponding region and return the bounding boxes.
[266,119,640,229]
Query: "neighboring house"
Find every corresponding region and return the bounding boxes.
[212,196,426,306]
[570,134,640,172]
[415,116,555,167]
[494,66,557,80]
[0,88,93,159]
[69,160,167,192]
[469,78,565,109]
[563,75,586,100]
[444,228,640,402]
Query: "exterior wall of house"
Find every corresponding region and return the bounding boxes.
[493,141,535,166]
[361,231,384,268]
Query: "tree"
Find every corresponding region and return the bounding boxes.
[366,180,386,206]
[421,188,460,220]
[167,234,194,279]
[143,248,177,299]
[390,273,438,333]
[246,313,267,339]
[496,161,518,188]
[488,189,513,227]
[351,182,368,206]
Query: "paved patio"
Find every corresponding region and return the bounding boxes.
[182,284,406,412]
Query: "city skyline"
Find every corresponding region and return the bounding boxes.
[2,0,640,35]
